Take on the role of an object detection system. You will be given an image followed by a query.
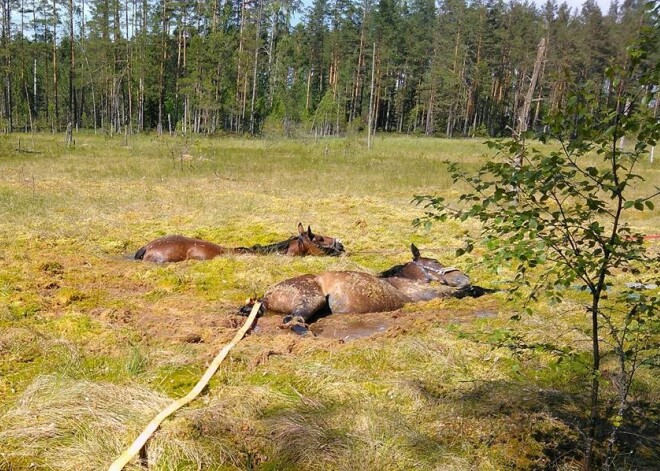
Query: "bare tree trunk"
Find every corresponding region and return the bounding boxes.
[52,0,59,132]
[350,0,368,124]
[651,92,658,162]
[235,0,247,132]
[2,0,13,131]
[79,41,98,132]
[516,37,546,136]
[33,57,37,120]
[367,43,376,150]
[66,121,73,146]
[306,69,312,111]
[125,0,133,134]
[19,2,33,132]
[176,20,183,132]
[157,0,168,135]
[113,0,122,134]
[249,0,262,135]
[425,88,435,136]
[137,0,146,132]
[266,6,276,108]
[68,0,76,129]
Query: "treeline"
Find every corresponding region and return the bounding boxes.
[0,0,652,137]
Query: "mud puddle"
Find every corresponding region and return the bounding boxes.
[310,317,388,341]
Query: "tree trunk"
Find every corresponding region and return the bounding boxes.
[125,0,132,134]
[68,0,76,129]
[249,0,262,135]
[306,68,312,111]
[52,0,59,131]
[157,0,168,135]
[235,0,247,132]
[367,43,376,150]
[350,2,367,124]
[266,6,276,109]
[516,37,546,136]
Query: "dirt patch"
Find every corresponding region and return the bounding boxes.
[119,305,240,345]
[96,305,495,346]
[85,283,498,348]
[246,306,496,342]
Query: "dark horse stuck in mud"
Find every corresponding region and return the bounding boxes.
[241,244,492,334]
[135,223,344,262]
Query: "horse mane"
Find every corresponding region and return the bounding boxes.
[379,264,405,278]
[240,237,298,254]
[134,245,147,260]
[237,236,342,256]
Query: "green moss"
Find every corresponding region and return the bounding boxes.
[5,299,42,319]
[0,133,657,470]
[152,365,205,397]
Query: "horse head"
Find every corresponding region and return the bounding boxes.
[296,223,345,256]
[380,244,471,288]
[408,243,471,288]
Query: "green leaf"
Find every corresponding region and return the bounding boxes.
[610,415,623,427]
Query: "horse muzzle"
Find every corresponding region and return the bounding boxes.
[239,301,265,317]
[332,240,345,255]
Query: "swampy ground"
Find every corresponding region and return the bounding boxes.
[0,132,658,470]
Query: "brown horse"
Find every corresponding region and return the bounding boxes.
[240,244,487,334]
[379,243,470,288]
[134,223,344,262]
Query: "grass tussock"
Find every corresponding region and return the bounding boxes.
[0,375,170,470]
[0,133,658,469]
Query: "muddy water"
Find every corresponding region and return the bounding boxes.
[311,317,388,341]
[243,306,501,342]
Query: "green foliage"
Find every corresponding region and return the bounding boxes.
[1,0,652,138]
[414,4,660,466]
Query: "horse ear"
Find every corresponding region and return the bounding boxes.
[297,222,304,235]
[411,243,421,259]
[307,225,314,239]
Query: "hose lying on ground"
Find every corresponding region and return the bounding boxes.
[108,302,262,471]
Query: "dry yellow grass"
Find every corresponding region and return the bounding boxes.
[0,132,658,470]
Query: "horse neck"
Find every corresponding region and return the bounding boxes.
[240,237,296,255]
[379,262,426,280]
[379,264,404,278]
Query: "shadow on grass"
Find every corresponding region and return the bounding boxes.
[415,378,660,470]
[258,400,449,470]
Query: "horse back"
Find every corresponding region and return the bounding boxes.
[263,274,327,317]
[316,271,407,314]
[140,235,227,262]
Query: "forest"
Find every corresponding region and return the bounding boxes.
[0,0,652,137]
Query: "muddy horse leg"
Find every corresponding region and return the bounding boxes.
[282,293,328,335]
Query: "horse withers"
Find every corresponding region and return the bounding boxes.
[240,244,489,334]
[134,223,344,262]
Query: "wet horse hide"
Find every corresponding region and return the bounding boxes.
[135,223,344,262]
[240,244,493,334]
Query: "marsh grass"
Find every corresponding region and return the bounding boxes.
[0,132,658,470]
